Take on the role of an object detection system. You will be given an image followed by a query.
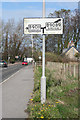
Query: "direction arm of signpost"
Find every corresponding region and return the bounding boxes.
[41,27,46,34]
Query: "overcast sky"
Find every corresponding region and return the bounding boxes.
[0,1,79,23]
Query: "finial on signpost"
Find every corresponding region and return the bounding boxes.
[43,0,45,18]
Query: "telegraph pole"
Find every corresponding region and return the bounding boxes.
[41,0,46,104]
[31,35,33,62]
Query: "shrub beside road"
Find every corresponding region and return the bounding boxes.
[26,64,79,118]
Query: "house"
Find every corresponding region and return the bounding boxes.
[62,41,80,61]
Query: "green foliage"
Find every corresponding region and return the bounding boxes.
[33,90,41,102]
[33,51,42,62]
[9,59,15,64]
[27,102,61,119]
[46,52,61,62]
[45,52,69,63]
[75,53,80,58]
[33,67,42,92]
[26,65,78,118]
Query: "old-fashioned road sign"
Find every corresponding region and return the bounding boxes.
[24,18,63,34]
[23,16,63,104]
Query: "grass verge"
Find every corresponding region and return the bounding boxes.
[25,66,79,119]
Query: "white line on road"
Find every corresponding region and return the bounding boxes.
[0,67,24,85]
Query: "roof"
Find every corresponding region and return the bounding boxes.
[62,46,80,55]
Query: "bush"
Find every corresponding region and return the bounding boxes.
[10,59,15,64]
[45,52,70,63]
[46,52,59,62]
[33,90,41,102]
[75,53,80,58]
[61,56,70,63]
[33,51,42,62]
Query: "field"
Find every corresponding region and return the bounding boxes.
[26,62,79,119]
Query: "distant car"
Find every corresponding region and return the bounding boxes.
[22,61,28,65]
[0,60,8,67]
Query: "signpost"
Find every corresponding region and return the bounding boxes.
[23,0,63,104]
[41,0,46,104]
[24,18,63,35]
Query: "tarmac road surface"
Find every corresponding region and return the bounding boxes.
[0,63,25,82]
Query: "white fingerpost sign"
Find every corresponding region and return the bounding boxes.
[24,18,63,35]
[23,0,63,104]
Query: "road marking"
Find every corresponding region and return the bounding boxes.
[0,67,24,85]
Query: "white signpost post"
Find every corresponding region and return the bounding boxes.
[23,0,63,104]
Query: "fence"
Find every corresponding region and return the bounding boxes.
[46,62,80,79]
[34,61,80,80]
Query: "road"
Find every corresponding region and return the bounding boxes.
[0,63,25,83]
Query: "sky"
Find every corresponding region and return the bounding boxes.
[0,1,79,23]
[1,0,80,2]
